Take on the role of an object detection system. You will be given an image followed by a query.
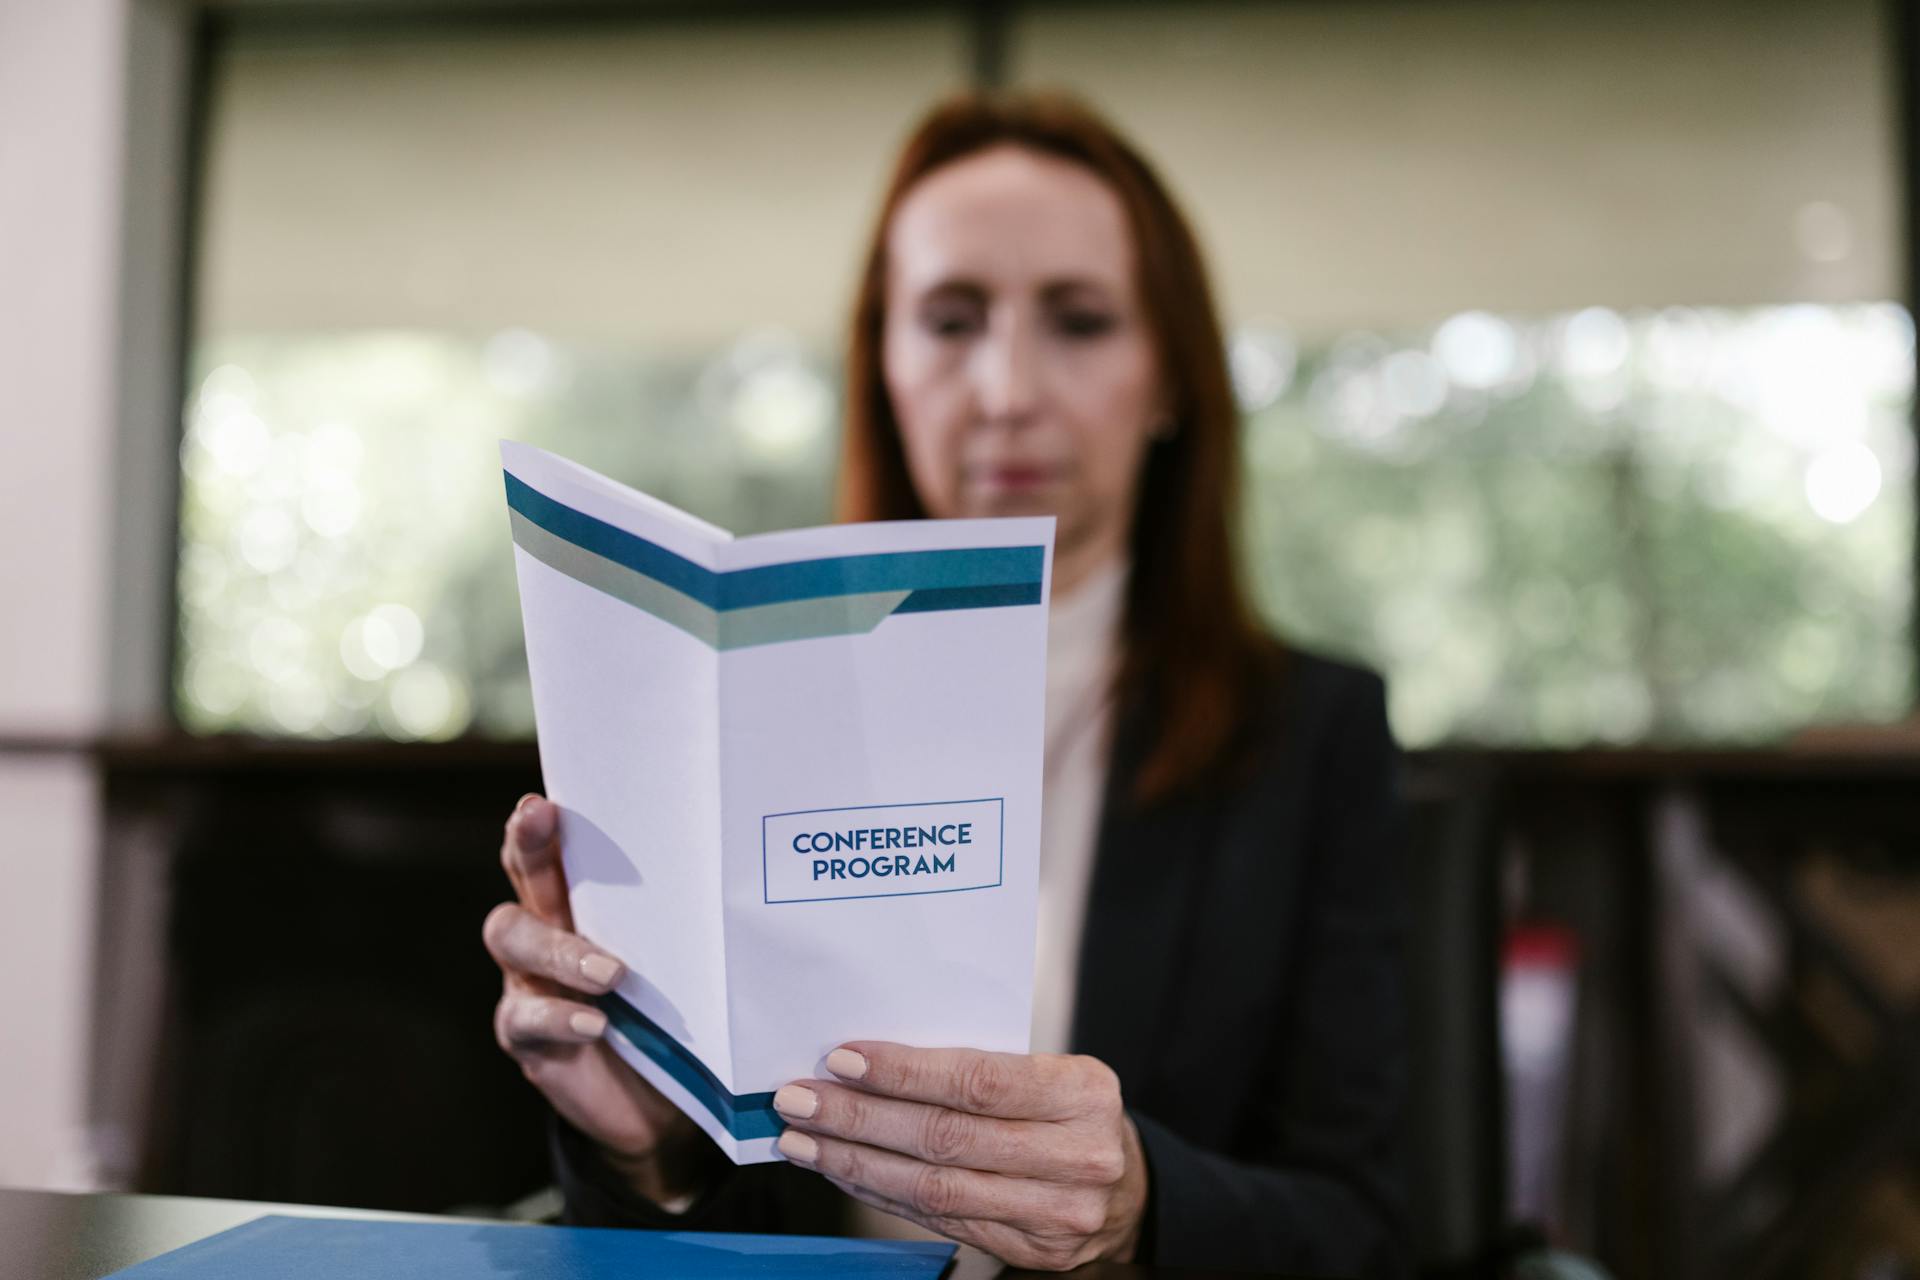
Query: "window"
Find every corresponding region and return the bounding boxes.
[177,1,1910,746]
[178,12,965,738]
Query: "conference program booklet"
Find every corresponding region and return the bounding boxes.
[501,441,1052,1163]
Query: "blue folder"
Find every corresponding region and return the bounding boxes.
[106,1214,956,1278]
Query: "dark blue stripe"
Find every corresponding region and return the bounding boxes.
[506,471,1043,610]
[593,991,782,1141]
[892,582,1045,614]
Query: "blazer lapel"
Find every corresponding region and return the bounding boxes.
[1068,708,1221,1092]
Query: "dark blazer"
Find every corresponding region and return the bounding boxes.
[553,650,1411,1278]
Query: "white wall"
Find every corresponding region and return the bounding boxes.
[0,760,104,1188]
[196,13,971,352]
[1017,0,1897,332]
[0,0,127,1189]
[196,0,1894,349]
[0,2,122,734]
[0,0,185,1189]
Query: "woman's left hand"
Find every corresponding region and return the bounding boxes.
[771,1042,1149,1271]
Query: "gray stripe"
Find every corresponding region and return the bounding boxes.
[511,509,909,650]
[512,509,719,644]
[715,590,908,650]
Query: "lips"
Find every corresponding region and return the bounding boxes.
[973,463,1062,492]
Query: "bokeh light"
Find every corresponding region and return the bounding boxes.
[1243,302,1913,747]
[1804,443,1883,524]
[176,332,841,739]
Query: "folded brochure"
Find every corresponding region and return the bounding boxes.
[106,1214,955,1277]
[501,441,1052,1163]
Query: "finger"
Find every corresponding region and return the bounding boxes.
[501,794,572,927]
[827,1043,1089,1121]
[777,1131,1034,1226]
[494,990,610,1054]
[482,901,624,994]
[774,1081,1079,1179]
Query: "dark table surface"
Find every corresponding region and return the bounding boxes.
[0,1186,1281,1279]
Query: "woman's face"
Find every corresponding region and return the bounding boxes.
[881,145,1165,575]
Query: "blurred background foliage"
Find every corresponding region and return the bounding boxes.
[176,301,1914,748]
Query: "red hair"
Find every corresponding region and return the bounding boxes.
[836,90,1281,805]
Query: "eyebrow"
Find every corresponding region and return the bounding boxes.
[913,275,1121,302]
[917,279,988,305]
[1039,278,1119,304]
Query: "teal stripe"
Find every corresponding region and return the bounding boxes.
[506,473,717,603]
[721,544,1042,609]
[510,509,722,645]
[893,582,1045,613]
[510,510,912,649]
[594,991,782,1142]
[505,471,1042,609]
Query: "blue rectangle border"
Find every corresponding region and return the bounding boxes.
[761,797,1006,905]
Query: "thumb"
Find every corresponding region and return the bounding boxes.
[502,793,574,928]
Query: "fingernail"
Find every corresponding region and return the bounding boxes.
[570,1010,607,1037]
[826,1048,868,1080]
[515,793,537,812]
[772,1084,818,1119]
[580,954,622,988]
[778,1130,819,1163]
[519,800,555,843]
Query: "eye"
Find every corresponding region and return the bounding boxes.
[917,297,983,338]
[927,313,979,338]
[1053,308,1118,339]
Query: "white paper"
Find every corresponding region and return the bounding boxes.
[501,441,1052,1163]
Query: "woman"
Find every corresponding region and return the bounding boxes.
[482,90,1409,1277]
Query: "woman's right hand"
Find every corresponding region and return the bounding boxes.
[482,793,707,1203]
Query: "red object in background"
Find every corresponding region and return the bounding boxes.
[1503,922,1582,1238]
[1505,924,1581,972]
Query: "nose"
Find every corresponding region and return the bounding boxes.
[972,311,1039,427]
